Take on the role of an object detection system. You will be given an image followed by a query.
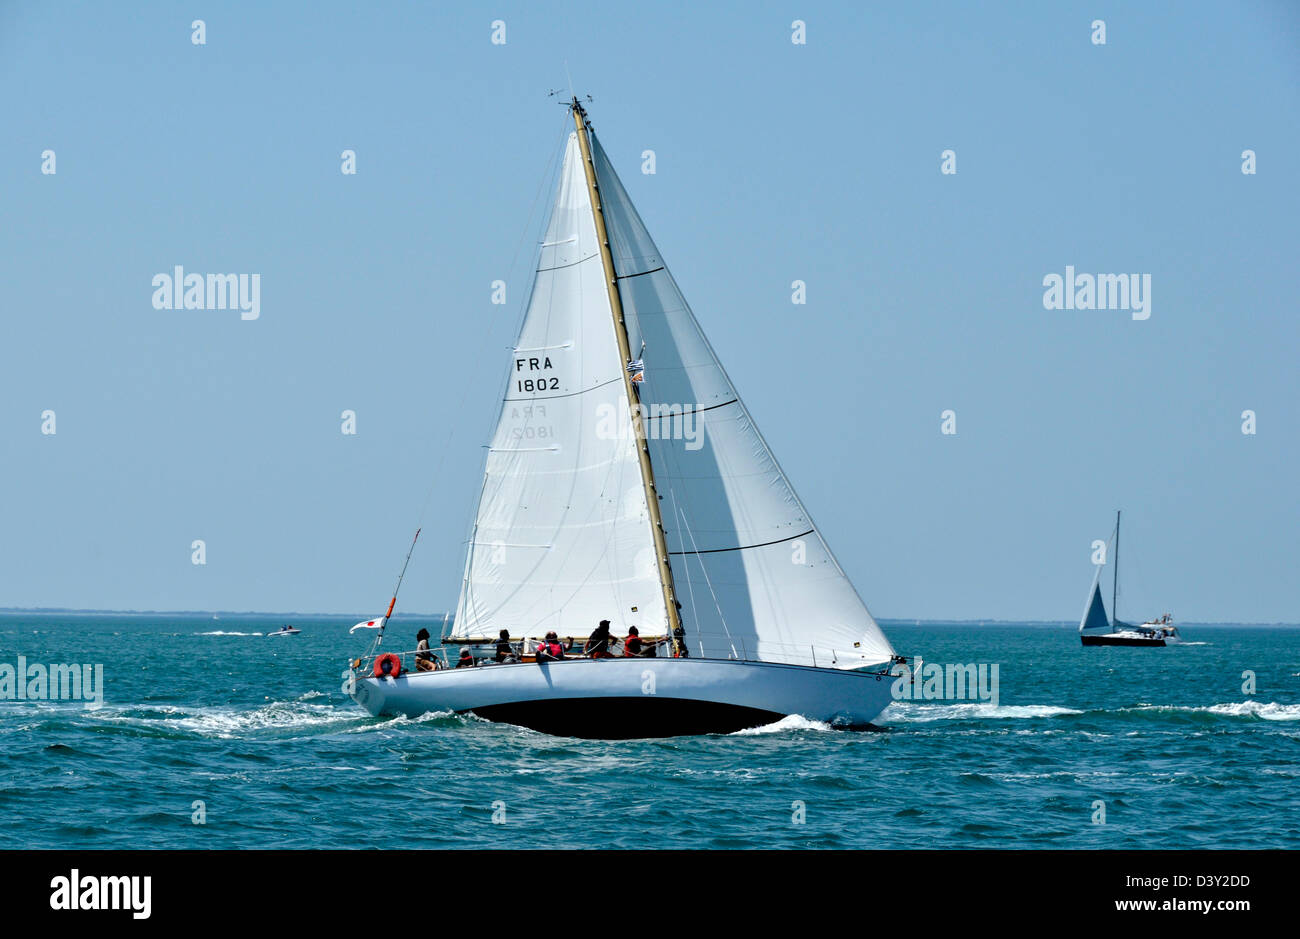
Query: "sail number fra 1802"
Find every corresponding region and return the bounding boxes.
[515,355,559,393]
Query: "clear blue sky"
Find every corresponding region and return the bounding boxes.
[2,1,1297,622]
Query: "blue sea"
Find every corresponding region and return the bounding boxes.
[2,613,1297,850]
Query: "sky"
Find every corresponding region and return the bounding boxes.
[1,1,1297,622]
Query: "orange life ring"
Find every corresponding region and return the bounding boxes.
[372,653,402,678]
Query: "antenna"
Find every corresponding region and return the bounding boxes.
[550,88,592,109]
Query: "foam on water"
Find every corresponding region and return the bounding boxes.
[86,701,365,738]
[1126,701,1300,721]
[340,709,463,733]
[883,702,1083,722]
[730,714,832,735]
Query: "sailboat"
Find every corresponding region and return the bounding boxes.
[1079,511,1180,647]
[348,98,899,738]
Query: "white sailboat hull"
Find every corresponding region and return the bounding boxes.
[351,657,895,738]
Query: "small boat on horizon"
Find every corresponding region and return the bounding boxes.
[346,97,901,738]
[1079,511,1180,647]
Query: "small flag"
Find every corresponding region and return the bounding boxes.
[350,617,387,634]
[627,358,644,383]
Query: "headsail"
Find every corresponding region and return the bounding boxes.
[450,132,667,642]
[588,133,894,668]
[1079,565,1111,632]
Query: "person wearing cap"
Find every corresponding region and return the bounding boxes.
[584,619,616,658]
[455,646,476,668]
[535,631,565,662]
[415,628,438,671]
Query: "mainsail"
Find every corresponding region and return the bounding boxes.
[452,115,894,669]
[451,132,667,641]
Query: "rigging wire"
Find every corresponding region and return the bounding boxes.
[671,493,737,658]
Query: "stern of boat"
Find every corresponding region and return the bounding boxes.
[349,674,387,717]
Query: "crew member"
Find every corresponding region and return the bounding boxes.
[536,631,566,662]
[584,620,615,658]
[622,625,646,657]
[415,628,438,672]
[494,628,517,664]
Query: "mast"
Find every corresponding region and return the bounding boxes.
[570,97,685,654]
[1112,509,1120,630]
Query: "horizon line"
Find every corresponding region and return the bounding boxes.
[1,607,1296,628]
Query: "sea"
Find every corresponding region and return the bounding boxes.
[2,612,1297,850]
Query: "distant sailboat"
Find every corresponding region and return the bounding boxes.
[1079,511,1180,647]
[348,98,900,738]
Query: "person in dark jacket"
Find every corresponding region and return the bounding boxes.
[584,620,615,658]
[494,628,516,664]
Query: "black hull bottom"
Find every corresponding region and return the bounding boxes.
[1080,635,1166,647]
[469,696,788,739]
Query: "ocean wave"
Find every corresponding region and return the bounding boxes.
[1123,701,1300,721]
[883,702,1083,722]
[730,714,833,735]
[340,709,463,733]
[86,701,364,738]
[171,703,356,737]
[195,631,264,637]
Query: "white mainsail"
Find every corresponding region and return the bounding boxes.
[451,132,667,641]
[590,134,893,668]
[451,122,893,669]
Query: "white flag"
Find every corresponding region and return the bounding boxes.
[350,617,387,634]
